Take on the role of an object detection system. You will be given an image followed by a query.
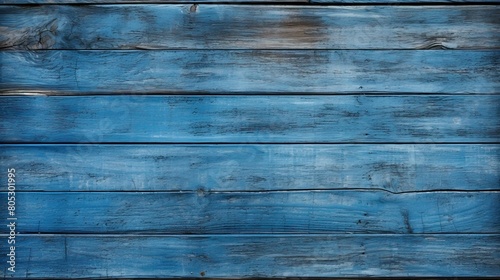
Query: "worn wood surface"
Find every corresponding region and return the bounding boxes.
[0,0,307,3]
[1,50,499,94]
[312,0,499,2]
[1,5,499,50]
[0,0,496,3]
[0,144,498,192]
[0,234,498,278]
[1,95,498,143]
[0,191,498,234]
[0,0,498,278]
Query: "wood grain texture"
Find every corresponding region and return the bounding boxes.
[1,95,499,143]
[0,191,498,234]
[312,0,499,2]
[1,1,498,279]
[1,144,498,192]
[0,234,499,278]
[1,50,499,94]
[0,0,495,3]
[0,0,307,3]
[1,5,499,50]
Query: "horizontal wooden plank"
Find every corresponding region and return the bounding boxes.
[1,95,498,143]
[1,5,498,50]
[0,0,495,3]
[1,50,499,94]
[1,144,498,192]
[0,191,498,234]
[312,0,500,2]
[0,0,307,3]
[1,234,498,278]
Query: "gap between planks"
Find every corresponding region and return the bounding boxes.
[1,1,499,5]
[0,189,499,194]
[0,233,499,237]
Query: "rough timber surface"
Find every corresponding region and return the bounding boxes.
[0,0,307,3]
[0,0,498,279]
[0,191,498,234]
[0,0,496,3]
[0,144,498,192]
[0,95,498,143]
[0,234,498,278]
[1,50,499,94]
[1,5,499,50]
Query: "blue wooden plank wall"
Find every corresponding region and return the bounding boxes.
[0,0,499,278]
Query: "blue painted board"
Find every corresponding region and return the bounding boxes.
[1,5,498,50]
[0,0,307,3]
[1,50,499,94]
[0,234,498,278]
[0,0,498,279]
[312,0,499,2]
[0,0,495,3]
[1,95,498,143]
[0,144,498,192]
[0,191,498,234]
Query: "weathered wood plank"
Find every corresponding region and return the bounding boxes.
[1,95,498,143]
[0,0,307,3]
[1,234,498,278]
[313,0,499,2]
[0,191,498,234]
[1,144,498,192]
[0,0,495,3]
[1,5,498,50]
[1,50,499,94]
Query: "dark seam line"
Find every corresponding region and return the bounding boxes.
[1,142,499,145]
[2,92,500,96]
[2,2,499,6]
[1,189,499,194]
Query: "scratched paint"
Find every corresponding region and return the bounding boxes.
[0,95,498,142]
[0,144,498,192]
[0,0,498,279]
[0,50,499,94]
[1,5,498,50]
[0,191,498,234]
[0,0,497,3]
[4,235,500,277]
